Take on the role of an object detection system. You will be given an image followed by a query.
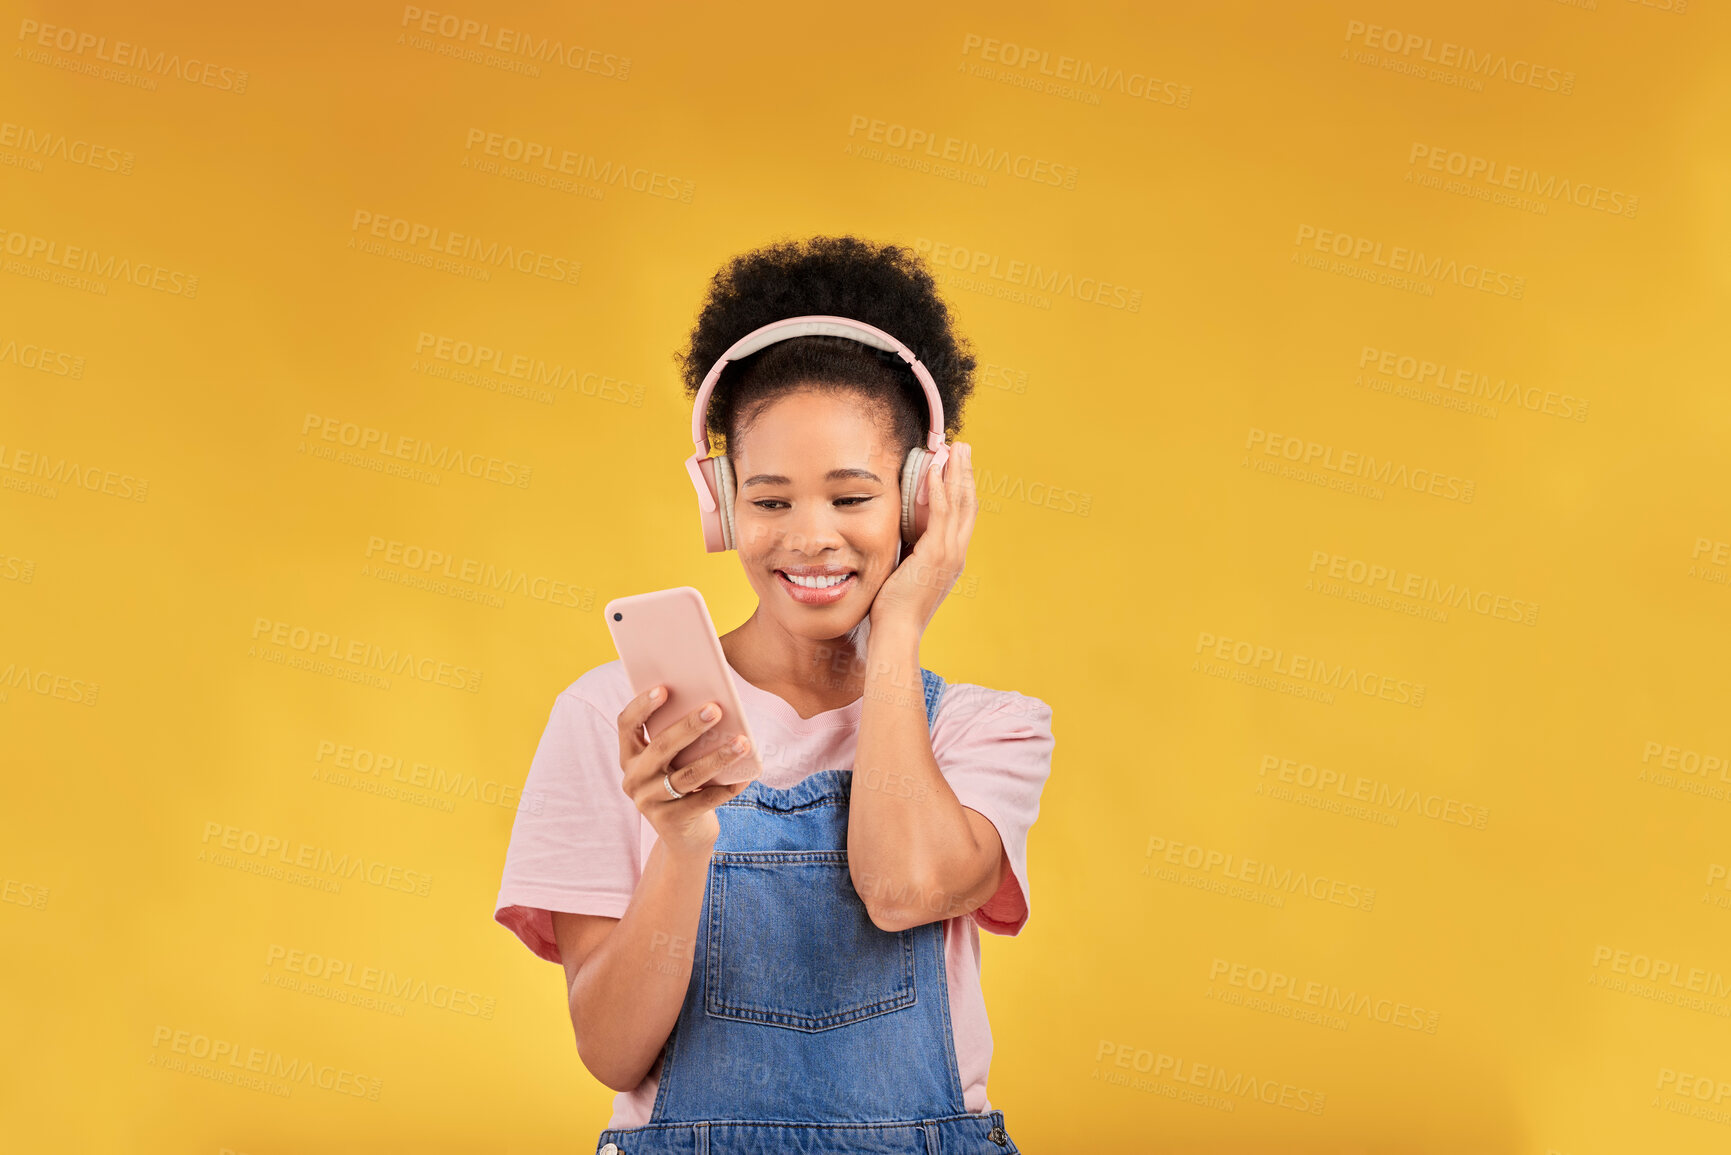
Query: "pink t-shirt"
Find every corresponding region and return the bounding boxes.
[493,657,1054,1128]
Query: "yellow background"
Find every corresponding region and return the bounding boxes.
[3,1,1728,1151]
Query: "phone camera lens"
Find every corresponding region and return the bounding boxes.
[612,612,622,621]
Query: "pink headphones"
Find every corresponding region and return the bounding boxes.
[683,314,951,553]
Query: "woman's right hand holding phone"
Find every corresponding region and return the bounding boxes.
[558,688,756,1094]
[616,685,753,857]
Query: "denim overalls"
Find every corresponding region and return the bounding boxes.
[597,667,1020,1155]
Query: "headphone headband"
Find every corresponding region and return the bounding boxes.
[687,314,948,462]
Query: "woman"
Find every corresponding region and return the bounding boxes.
[494,235,1055,1154]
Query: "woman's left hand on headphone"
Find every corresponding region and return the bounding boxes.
[869,441,975,639]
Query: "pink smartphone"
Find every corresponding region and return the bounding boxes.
[604,586,763,786]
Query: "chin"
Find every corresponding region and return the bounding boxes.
[786,608,869,641]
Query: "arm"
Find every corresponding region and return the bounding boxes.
[547,684,756,1093]
[848,440,1004,931]
[551,837,714,1092]
[847,620,1007,932]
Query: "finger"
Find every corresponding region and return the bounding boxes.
[953,442,977,546]
[955,442,976,507]
[644,700,724,772]
[920,444,965,574]
[668,731,754,795]
[617,685,665,760]
[652,774,752,815]
[925,451,948,521]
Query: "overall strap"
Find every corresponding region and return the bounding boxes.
[920,667,946,731]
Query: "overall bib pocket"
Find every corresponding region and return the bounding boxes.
[704,850,916,1032]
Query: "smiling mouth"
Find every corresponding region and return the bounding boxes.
[774,569,858,603]
[776,570,856,588]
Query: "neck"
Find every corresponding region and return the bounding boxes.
[721,607,870,697]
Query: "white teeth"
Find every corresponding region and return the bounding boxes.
[784,572,851,589]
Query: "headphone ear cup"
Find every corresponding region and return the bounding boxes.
[713,453,738,551]
[900,446,931,545]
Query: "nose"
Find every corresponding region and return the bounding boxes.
[779,508,845,556]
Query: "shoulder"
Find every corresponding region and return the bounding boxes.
[551,659,635,723]
[932,678,1053,739]
[933,677,1052,721]
[929,679,1055,804]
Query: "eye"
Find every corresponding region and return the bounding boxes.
[750,497,875,510]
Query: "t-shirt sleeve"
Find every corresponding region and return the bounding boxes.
[936,687,1055,937]
[493,690,642,964]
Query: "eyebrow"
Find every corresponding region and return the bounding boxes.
[740,467,882,487]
